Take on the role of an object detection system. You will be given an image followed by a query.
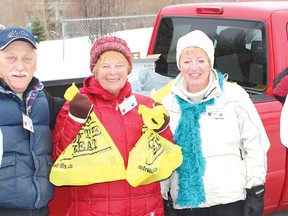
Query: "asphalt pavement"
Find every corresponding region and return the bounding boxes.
[165,209,288,216]
[268,210,288,216]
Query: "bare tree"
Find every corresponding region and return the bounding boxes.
[0,0,33,28]
[30,0,62,39]
[71,0,129,18]
[71,0,100,18]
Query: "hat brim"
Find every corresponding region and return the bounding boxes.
[0,37,37,51]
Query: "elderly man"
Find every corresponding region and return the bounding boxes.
[0,26,64,216]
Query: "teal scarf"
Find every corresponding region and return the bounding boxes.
[174,72,224,207]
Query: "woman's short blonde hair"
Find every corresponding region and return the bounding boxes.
[92,51,131,74]
[181,47,212,68]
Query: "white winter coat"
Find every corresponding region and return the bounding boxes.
[161,70,270,209]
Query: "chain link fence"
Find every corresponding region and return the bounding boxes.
[62,14,156,43]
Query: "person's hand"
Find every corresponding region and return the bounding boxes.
[138,102,170,133]
[244,185,265,216]
[69,93,93,119]
[151,102,170,133]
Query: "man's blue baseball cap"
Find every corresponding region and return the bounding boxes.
[0,26,37,51]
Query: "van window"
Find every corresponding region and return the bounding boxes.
[153,17,267,92]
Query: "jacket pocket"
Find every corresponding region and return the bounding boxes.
[0,154,16,168]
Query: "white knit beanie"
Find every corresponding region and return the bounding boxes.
[176,30,214,70]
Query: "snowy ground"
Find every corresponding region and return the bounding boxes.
[35,27,154,82]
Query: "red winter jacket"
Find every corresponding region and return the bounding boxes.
[273,67,288,103]
[52,76,174,216]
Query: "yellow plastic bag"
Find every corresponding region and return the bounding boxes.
[150,79,174,102]
[50,83,126,186]
[138,103,169,131]
[126,126,183,187]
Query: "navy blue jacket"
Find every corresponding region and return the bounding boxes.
[0,77,64,209]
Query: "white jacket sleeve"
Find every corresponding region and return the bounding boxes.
[235,85,270,188]
[161,178,170,200]
[281,97,288,148]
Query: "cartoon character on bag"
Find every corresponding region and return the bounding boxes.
[147,133,163,165]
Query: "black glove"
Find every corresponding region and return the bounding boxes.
[244,185,265,216]
[163,192,174,216]
[69,93,93,119]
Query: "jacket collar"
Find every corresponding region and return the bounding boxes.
[81,75,132,102]
[0,76,40,95]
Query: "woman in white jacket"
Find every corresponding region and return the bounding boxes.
[161,30,270,216]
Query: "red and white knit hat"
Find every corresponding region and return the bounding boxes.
[89,36,133,73]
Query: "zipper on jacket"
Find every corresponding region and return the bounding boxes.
[115,99,121,111]
[239,148,244,160]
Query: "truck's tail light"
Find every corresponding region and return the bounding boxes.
[196,6,223,14]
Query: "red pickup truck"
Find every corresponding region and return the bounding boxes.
[48,2,288,215]
[146,1,288,215]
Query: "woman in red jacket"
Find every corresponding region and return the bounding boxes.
[52,36,173,216]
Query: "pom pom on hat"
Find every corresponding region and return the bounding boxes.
[89,36,132,73]
[176,30,214,70]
